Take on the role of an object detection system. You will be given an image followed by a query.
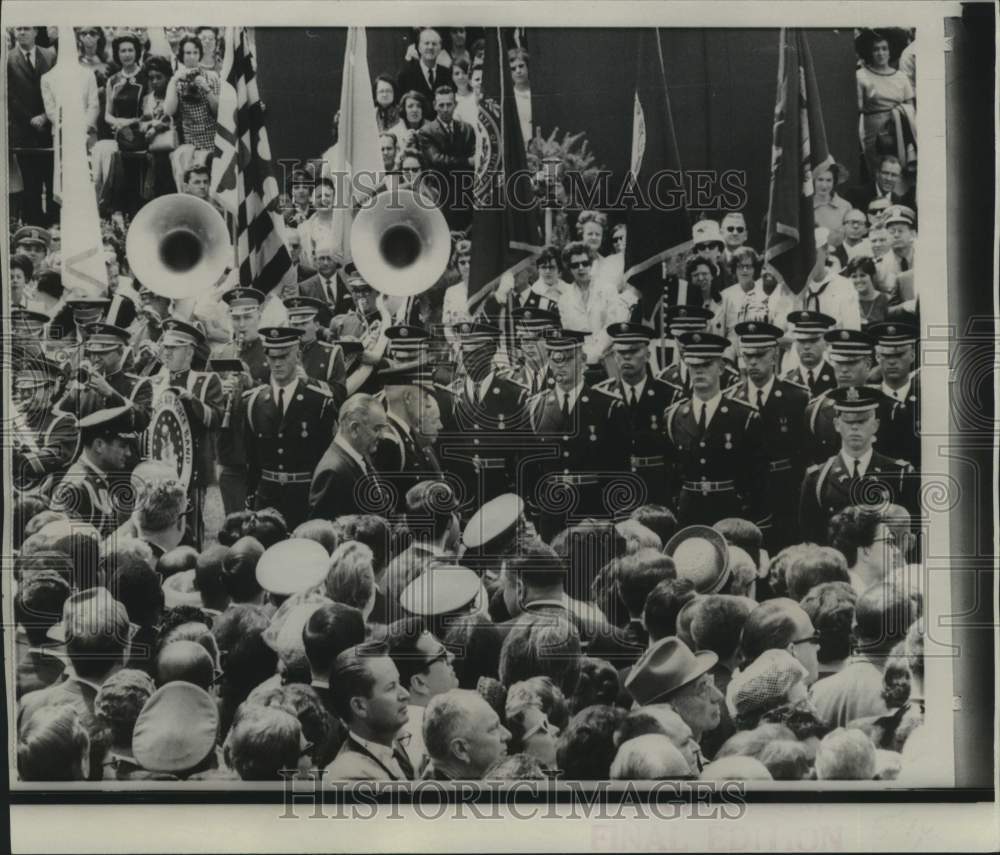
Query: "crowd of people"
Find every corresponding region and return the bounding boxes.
[8,25,928,785]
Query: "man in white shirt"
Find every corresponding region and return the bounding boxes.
[799,228,861,330]
[841,209,873,259]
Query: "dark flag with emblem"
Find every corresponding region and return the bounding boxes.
[763,28,833,295]
[467,27,544,315]
[211,27,292,293]
[623,28,690,322]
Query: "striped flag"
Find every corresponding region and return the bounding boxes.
[763,28,833,295]
[210,27,292,293]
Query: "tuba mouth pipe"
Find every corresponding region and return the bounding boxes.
[126,194,231,301]
[349,188,451,299]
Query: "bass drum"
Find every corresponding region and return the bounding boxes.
[143,390,194,489]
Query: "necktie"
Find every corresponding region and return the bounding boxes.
[394,743,416,780]
[756,388,764,410]
[852,458,861,480]
[628,386,638,408]
[899,256,910,272]
[277,386,285,416]
[697,403,707,434]
[560,392,570,420]
[807,369,815,391]
[24,50,34,69]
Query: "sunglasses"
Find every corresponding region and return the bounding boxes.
[569,260,592,269]
[693,242,719,252]
[725,226,746,233]
[791,633,821,646]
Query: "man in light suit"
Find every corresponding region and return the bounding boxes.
[308,392,390,521]
[396,28,450,103]
[8,26,57,225]
[324,644,415,781]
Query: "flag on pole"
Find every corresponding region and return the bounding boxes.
[54,25,108,297]
[210,27,292,293]
[623,28,690,321]
[763,28,833,295]
[466,28,543,315]
[329,27,382,258]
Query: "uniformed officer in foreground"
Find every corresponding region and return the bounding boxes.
[51,406,136,536]
[782,310,837,397]
[805,329,899,464]
[799,386,917,544]
[725,321,810,550]
[12,355,80,498]
[284,295,348,406]
[244,327,338,529]
[870,321,920,470]
[601,321,679,507]
[662,332,769,529]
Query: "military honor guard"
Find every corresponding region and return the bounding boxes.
[799,386,918,544]
[601,322,679,507]
[371,364,444,509]
[508,307,559,396]
[244,327,338,529]
[527,329,623,540]
[50,406,136,536]
[448,320,531,510]
[154,319,226,545]
[804,329,900,465]
[12,355,80,499]
[781,310,838,397]
[870,321,921,469]
[656,305,738,396]
[662,332,770,529]
[284,296,348,406]
[725,321,810,550]
[212,288,271,516]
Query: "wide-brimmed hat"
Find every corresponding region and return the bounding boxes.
[624,637,718,705]
[854,28,910,65]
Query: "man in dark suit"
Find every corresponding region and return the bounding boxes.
[841,155,917,216]
[396,28,450,102]
[298,246,355,317]
[799,386,917,544]
[8,26,56,226]
[309,392,390,521]
[725,322,811,550]
[243,327,338,529]
[417,86,476,229]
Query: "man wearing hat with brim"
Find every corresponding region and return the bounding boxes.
[656,306,739,397]
[154,318,225,545]
[211,287,272,517]
[399,564,490,641]
[13,226,52,271]
[284,295,348,406]
[725,321,811,549]
[526,328,624,540]
[12,354,80,498]
[448,320,530,508]
[50,406,135,536]
[799,385,917,544]
[781,310,838,397]
[371,365,444,510]
[329,267,379,340]
[244,327,338,529]
[624,636,724,753]
[870,320,920,468]
[662,332,770,529]
[690,220,733,288]
[804,328,902,465]
[881,204,917,278]
[799,228,861,332]
[508,306,559,396]
[601,321,680,506]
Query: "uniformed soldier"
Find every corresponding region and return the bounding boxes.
[804,329,901,465]
[781,310,837,397]
[448,320,531,511]
[284,295,348,406]
[212,288,271,516]
[50,406,135,536]
[799,386,918,544]
[726,321,810,550]
[508,306,559,395]
[244,327,338,529]
[870,321,920,470]
[12,355,80,499]
[11,307,49,361]
[527,328,625,540]
[656,305,739,396]
[48,296,111,354]
[152,319,225,546]
[601,321,679,507]
[370,364,444,510]
[330,268,380,340]
[662,332,769,529]
[12,226,52,273]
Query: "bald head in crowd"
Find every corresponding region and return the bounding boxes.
[611,735,691,780]
[157,640,216,690]
[423,689,511,780]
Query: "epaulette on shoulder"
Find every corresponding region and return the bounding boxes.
[805,462,822,474]
[124,372,143,381]
[501,374,530,392]
[722,381,745,398]
[726,395,754,411]
[306,382,333,397]
[591,381,621,400]
[242,384,264,400]
[783,378,810,392]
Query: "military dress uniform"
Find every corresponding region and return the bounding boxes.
[783,362,837,399]
[13,406,80,498]
[658,358,740,399]
[870,322,921,471]
[662,333,770,529]
[300,338,348,405]
[726,322,810,549]
[244,329,338,529]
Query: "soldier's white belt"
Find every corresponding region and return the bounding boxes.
[630,455,665,468]
[768,459,793,473]
[552,473,600,486]
[472,456,506,470]
[261,469,313,485]
[682,479,736,494]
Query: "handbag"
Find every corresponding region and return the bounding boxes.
[148,125,178,153]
